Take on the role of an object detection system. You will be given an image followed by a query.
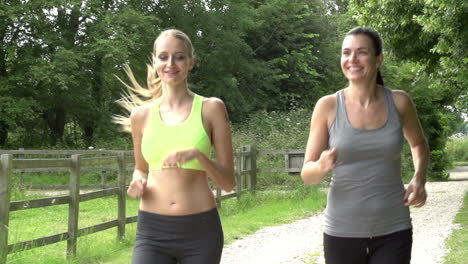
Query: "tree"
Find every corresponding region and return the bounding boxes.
[0,0,353,148]
[0,0,159,147]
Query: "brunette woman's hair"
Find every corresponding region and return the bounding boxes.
[346,27,384,86]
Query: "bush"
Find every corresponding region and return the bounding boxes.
[232,108,312,189]
[232,108,312,150]
[446,135,468,163]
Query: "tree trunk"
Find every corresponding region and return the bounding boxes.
[0,121,8,146]
[45,107,66,145]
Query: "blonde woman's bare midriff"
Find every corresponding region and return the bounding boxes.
[139,168,217,216]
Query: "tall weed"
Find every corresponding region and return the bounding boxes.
[232,108,312,188]
[446,135,468,163]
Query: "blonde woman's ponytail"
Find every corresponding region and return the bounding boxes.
[112,63,163,132]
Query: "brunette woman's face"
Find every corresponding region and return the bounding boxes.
[340,34,383,83]
[153,36,194,85]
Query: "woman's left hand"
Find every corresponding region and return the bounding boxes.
[404,178,427,207]
[162,149,200,168]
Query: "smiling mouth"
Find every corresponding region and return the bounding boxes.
[164,71,179,75]
[347,67,362,72]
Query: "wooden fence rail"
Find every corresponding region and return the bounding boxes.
[0,146,305,263]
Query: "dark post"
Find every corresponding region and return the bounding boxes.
[117,151,126,239]
[242,145,250,189]
[100,152,107,189]
[215,187,222,208]
[67,154,81,258]
[236,147,243,199]
[250,145,257,190]
[0,154,12,264]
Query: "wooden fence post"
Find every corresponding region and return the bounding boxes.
[250,145,257,191]
[99,152,107,189]
[215,187,222,208]
[67,154,81,258]
[236,147,243,200]
[0,154,12,264]
[117,152,126,240]
[242,145,249,189]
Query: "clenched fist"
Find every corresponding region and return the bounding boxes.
[127,177,147,198]
[319,148,338,174]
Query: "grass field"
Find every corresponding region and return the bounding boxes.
[6,184,327,264]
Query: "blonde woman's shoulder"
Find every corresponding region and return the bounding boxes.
[202,96,229,123]
[203,97,226,112]
[130,103,153,132]
[131,103,152,119]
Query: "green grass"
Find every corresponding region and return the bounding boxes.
[6,184,327,264]
[11,171,119,186]
[301,251,321,264]
[7,194,140,264]
[442,191,468,264]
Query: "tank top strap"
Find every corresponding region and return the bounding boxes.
[191,94,204,123]
[152,95,203,126]
[151,99,162,125]
[329,89,346,131]
[382,87,403,128]
[336,89,345,117]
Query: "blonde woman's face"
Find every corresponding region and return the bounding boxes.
[153,36,194,85]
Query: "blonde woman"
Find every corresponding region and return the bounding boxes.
[115,29,235,264]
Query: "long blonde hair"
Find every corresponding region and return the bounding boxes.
[113,29,194,132]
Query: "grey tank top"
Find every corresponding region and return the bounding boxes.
[326,87,412,237]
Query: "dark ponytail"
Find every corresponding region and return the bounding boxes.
[377,70,384,86]
[346,27,384,86]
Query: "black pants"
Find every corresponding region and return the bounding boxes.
[324,229,412,264]
[132,209,224,264]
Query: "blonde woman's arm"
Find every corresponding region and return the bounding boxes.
[199,98,235,192]
[127,105,149,198]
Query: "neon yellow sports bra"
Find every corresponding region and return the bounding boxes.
[141,94,212,171]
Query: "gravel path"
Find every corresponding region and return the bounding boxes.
[220,166,468,264]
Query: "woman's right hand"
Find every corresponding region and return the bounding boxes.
[127,177,147,198]
[318,148,338,174]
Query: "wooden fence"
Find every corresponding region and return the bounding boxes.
[0,146,304,263]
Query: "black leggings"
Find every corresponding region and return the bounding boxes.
[323,229,412,264]
[132,209,224,264]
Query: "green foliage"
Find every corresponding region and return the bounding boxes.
[233,107,311,150]
[446,136,468,163]
[0,0,344,148]
[0,0,161,148]
[455,123,468,134]
[232,107,312,187]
